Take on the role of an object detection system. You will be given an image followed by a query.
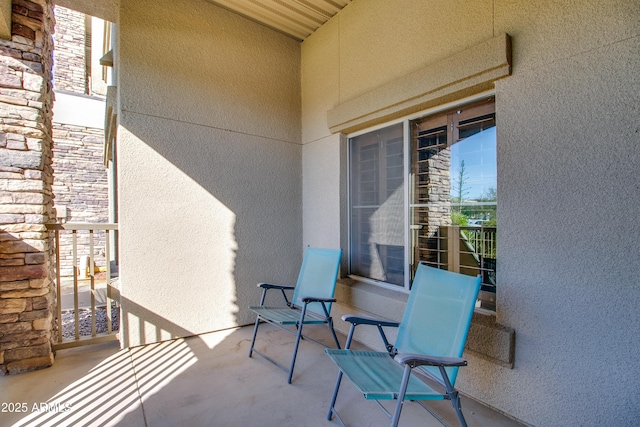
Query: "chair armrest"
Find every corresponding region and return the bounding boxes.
[257,283,295,291]
[341,314,400,328]
[301,296,337,303]
[394,353,467,367]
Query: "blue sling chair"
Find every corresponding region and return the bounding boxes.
[248,247,342,383]
[325,264,481,427]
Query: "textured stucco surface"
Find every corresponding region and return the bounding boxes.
[117,0,302,347]
[301,0,640,425]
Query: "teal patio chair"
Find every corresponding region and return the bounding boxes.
[325,264,481,427]
[248,247,342,383]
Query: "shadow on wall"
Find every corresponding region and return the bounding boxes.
[114,0,303,345]
[117,114,302,345]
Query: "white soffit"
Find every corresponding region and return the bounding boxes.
[205,0,351,41]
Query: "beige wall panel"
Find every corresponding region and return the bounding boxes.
[119,0,300,144]
[338,0,494,103]
[118,116,302,347]
[301,18,340,144]
[302,134,342,249]
[464,34,640,426]
[301,0,640,425]
[118,0,302,347]
[495,0,640,74]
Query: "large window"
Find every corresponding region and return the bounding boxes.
[348,97,497,308]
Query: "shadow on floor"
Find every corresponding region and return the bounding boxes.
[0,324,525,427]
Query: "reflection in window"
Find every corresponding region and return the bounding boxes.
[348,98,497,308]
[349,123,404,286]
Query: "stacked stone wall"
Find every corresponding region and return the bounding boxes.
[0,0,56,374]
[52,123,108,276]
[51,6,86,94]
[51,6,109,277]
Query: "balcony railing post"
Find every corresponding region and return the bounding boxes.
[72,230,79,340]
[45,223,119,350]
[90,230,96,337]
[54,229,63,343]
[448,226,460,273]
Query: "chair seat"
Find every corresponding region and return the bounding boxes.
[325,350,444,401]
[249,306,328,325]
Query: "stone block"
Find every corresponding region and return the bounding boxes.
[13,0,45,16]
[12,191,45,204]
[0,239,38,254]
[1,286,49,298]
[4,342,51,362]
[0,147,42,169]
[0,329,47,344]
[31,294,51,310]
[12,12,43,32]
[0,334,47,350]
[5,353,54,374]
[0,298,26,313]
[32,313,51,330]
[18,308,49,321]
[0,263,47,280]
[0,204,45,214]
[6,139,27,150]
[0,213,24,224]
[0,279,29,291]
[24,214,46,223]
[20,232,46,241]
[0,321,31,335]
[22,71,43,92]
[0,46,22,59]
[0,257,24,267]
[1,224,46,233]
[0,102,41,121]
[12,23,35,41]
[28,277,50,289]
[0,313,19,323]
[0,70,22,89]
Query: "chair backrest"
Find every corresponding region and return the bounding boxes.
[394,264,481,386]
[291,247,342,316]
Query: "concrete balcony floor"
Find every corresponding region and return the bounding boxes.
[1,324,525,427]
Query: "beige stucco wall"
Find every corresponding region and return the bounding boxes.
[117,0,302,347]
[301,0,640,425]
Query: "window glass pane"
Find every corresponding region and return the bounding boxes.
[410,100,496,308]
[349,123,405,286]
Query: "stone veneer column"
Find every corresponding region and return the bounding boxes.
[0,0,55,374]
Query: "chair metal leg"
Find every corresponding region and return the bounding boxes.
[248,316,261,357]
[327,370,344,421]
[390,364,412,427]
[328,317,341,349]
[287,304,308,383]
[451,391,467,427]
[439,366,467,427]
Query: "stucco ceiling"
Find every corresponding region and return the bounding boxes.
[205,0,352,41]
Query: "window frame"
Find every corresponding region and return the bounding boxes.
[346,91,496,294]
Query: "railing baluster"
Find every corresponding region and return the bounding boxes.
[55,229,63,343]
[105,228,112,334]
[72,230,79,340]
[90,230,96,337]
